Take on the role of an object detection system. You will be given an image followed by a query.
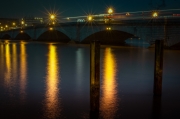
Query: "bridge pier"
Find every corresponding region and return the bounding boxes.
[90,40,100,119]
[154,40,164,96]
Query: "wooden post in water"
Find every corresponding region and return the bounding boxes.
[90,40,100,119]
[154,40,164,96]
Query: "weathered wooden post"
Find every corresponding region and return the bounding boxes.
[90,40,100,119]
[154,40,164,96]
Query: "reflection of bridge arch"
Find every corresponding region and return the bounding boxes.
[81,30,134,45]
[37,30,71,43]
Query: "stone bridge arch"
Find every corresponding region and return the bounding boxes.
[37,30,71,43]
[78,25,137,43]
[2,22,180,47]
[81,30,134,45]
[2,34,11,39]
[35,26,76,41]
[14,32,31,40]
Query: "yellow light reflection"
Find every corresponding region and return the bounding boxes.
[20,43,27,101]
[12,44,17,82]
[0,44,4,76]
[100,47,118,119]
[44,44,60,118]
[5,43,11,86]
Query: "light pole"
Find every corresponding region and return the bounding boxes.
[21,19,25,29]
[108,8,113,15]
[152,12,158,18]
[5,25,8,30]
[88,15,93,22]
[107,8,113,30]
[50,14,55,25]
[12,22,16,29]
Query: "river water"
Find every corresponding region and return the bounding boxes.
[0,40,180,119]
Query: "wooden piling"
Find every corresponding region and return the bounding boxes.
[154,40,164,96]
[90,40,100,118]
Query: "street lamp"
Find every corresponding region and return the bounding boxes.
[21,20,24,25]
[50,14,55,20]
[152,12,158,18]
[88,15,93,21]
[50,14,56,25]
[107,7,114,29]
[21,20,24,29]
[108,8,113,14]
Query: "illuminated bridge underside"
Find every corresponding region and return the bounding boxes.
[37,30,71,43]
[82,30,134,45]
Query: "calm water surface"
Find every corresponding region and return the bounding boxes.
[0,41,180,119]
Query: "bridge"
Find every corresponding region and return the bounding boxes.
[0,9,180,47]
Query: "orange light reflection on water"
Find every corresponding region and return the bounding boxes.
[0,44,4,78]
[20,43,27,101]
[12,44,17,81]
[44,44,60,118]
[5,44,11,86]
[100,47,118,119]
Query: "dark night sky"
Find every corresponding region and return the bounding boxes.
[0,0,180,18]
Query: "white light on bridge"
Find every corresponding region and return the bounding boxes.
[20,30,24,33]
[126,12,130,16]
[108,8,113,14]
[21,21,24,25]
[88,16,93,21]
[106,27,111,30]
[50,14,55,20]
[153,12,158,17]
[49,27,53,30]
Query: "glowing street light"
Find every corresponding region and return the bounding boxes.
[88,16,93,21]
[49,27,53,30]
[12,22,16,26]
[108,8,113,14]
[21,20,24,25]
[50,14,55,20]
[152,12,158,17]
[106,27,111,30]
[5,25,8,28]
